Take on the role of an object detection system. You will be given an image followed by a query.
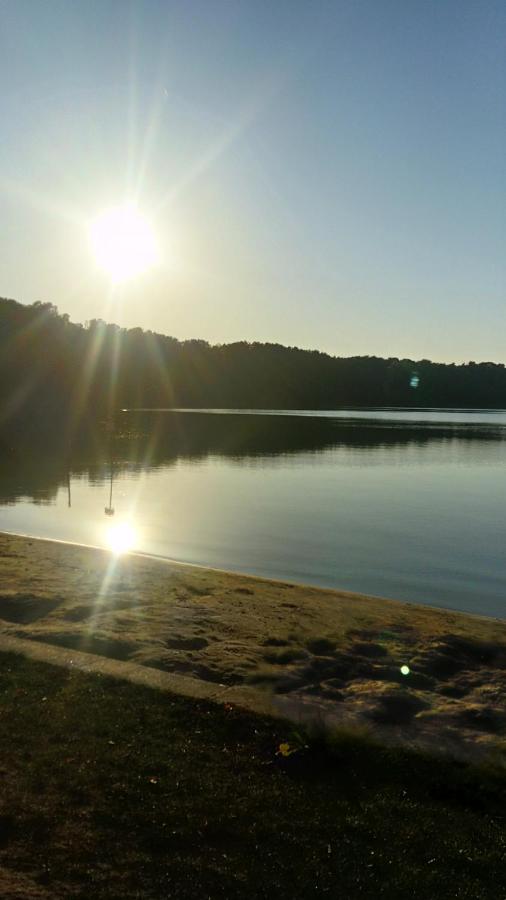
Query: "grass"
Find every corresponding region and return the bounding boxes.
[0,652,504,899]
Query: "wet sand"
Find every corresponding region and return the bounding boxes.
[0,531,505,759]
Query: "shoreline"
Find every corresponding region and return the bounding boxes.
[2,528,503,625]
[1,531,505,760]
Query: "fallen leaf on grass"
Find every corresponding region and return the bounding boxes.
[277,742,299,758]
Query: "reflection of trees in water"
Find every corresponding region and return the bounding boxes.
[1,411,505,505]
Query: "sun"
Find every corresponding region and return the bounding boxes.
[90,205,158,283]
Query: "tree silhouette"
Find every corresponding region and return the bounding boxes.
[0,296,504,445]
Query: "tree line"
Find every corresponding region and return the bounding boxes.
[1,297,504,441]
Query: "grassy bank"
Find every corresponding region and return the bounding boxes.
[0,651,504,899]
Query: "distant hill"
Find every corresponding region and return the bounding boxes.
[1,296,505,440]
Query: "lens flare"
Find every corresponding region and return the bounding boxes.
[400,665,410,676]
[106,521,136,555]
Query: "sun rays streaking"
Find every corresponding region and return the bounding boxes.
[153,71,290,215]
[0,175,85,226]
[82,519,139,640]
[0,34,294,462]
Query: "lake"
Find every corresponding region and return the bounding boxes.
[1,408,505,618]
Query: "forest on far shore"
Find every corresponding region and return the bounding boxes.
[1,296,505,441]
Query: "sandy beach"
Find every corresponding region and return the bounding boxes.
[0,531,505,760]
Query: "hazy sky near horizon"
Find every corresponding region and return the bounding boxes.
[0,0,504,362]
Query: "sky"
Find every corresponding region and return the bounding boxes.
[0,0,504,363]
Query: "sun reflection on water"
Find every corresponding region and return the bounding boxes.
[105,521,137,555]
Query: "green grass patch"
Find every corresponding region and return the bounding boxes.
[0,652,504,898]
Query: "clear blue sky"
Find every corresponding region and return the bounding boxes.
[0,0,504,362]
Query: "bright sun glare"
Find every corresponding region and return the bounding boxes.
[106,522,137,555]
[90,205,158,283]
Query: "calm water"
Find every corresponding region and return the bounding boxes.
[1,408,506,618]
